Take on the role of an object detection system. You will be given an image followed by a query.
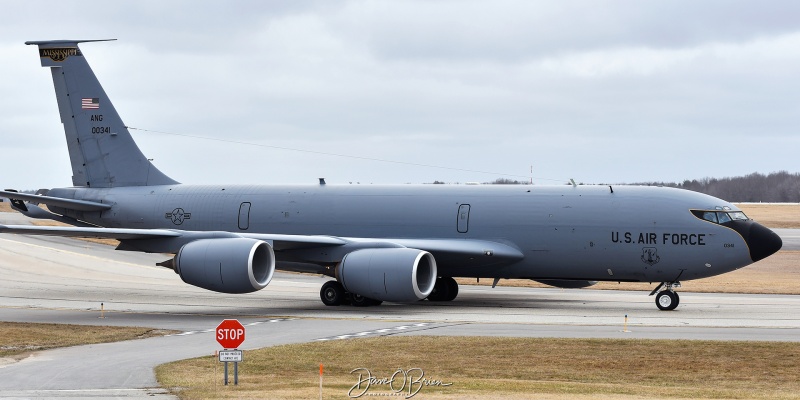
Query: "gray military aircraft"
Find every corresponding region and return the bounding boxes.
[0,40,783,310]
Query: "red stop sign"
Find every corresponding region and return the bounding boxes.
[216,319,245,349]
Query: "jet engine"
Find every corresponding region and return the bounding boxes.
[336,248,437,302]
[174,238,275,294]
[533,279,598,289]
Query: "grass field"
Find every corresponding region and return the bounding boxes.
[156,336,800,400]
[0,322,173,359]
[737,203,800,228]
[460,249,800,295]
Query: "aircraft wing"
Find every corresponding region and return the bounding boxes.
[0,224,180,240]
[0,225,346,248]
[238,234,524,266]
[335,237,524,265]
[0,224,522,264]
[240,234,522,259]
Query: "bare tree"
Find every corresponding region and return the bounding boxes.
[631,171,800,202]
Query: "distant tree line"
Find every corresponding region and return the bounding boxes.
[488,178,530,185]
[429,171,800,202]
[631,171,800,202]
[430,178,531,185]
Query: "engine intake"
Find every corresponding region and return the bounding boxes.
[175,238,275,294]
[336,248,437,302]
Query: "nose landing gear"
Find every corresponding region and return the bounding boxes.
[650,282,681,311]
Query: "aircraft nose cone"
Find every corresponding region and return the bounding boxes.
[745,222,783,262]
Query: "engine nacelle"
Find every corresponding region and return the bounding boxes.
[336,248,437,302]
[533,279,598,289]
[175,238,275,294]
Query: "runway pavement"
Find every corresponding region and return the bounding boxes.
[1,213,799,399]
[774,228,800,250]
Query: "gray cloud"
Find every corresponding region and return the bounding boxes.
[1,1,798,189]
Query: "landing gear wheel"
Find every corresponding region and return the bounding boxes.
[320,281,346,306]
[444,277,458,301]
[655,290,679,311]
[350,293,382,307]
[428,277,458,302]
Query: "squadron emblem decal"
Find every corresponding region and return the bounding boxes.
[165,208,191,225]
[39,47,82,62]
[641,247,660,266]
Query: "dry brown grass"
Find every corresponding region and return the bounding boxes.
[0,201,11,212]
[458,250,800,295]
[157,336,800,400]
[673,249,800,294]
[0,322,174,358]
[737,203,800,228]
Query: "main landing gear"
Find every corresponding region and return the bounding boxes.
[320,281,347,306]
[319,277,460,307]
[650,282,681,311]
[427,277,459,302]
[319,281,382,307]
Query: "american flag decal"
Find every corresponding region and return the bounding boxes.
[81,98,100,109]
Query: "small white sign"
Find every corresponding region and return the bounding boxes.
[219,350,243,362]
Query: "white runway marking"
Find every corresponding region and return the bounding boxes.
[168,318,295,336]
[315,323,431,341]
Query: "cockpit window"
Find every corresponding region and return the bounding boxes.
[702,211,718,223]
[691,210,749,224]
[728,211,748,221]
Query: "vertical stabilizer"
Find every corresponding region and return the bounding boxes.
[25,40,178,187]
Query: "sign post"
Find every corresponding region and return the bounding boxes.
[216,319,246,385]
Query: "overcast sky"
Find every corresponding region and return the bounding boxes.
[2,1,799,189]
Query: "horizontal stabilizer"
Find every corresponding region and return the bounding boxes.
[25,39,116,45]
[0,190,111,212]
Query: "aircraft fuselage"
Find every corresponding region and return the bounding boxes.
[48,183,756,283]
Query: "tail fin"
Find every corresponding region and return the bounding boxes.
[25,40,177,188]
